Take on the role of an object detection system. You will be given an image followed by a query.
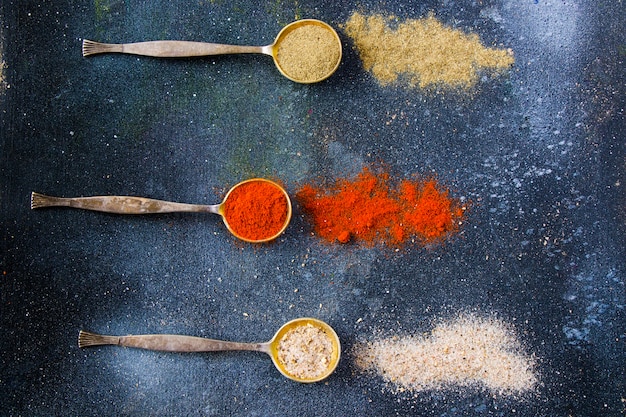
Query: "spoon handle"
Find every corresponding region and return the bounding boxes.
[82,39,267,57]
[31,192,219,214]
[79,330,266,353]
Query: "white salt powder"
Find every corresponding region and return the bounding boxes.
[354,314,538,395]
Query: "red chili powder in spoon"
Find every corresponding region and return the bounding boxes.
[296,168,464,245]
[222,180,290,242]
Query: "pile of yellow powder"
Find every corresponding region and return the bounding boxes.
[353,314,537,395]
[343,12,514,89]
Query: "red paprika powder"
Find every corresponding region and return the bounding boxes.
[222,179,291,242]
[398,179,462,240]
[296,168,464,246]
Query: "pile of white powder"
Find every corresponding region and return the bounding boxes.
[353,314,538,395]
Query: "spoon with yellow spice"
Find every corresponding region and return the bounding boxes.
[79,318,341,383]
[83,19,342,83]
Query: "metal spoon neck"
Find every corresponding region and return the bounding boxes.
[261,44,274,56]
[206,203,221,215]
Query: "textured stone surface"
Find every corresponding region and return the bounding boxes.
[1,1,624,415]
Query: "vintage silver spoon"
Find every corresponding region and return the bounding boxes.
[31,178,291,243]
[82,19,342,83]
[79,317,341,383]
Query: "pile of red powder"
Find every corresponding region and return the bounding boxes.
[296,168,464,245]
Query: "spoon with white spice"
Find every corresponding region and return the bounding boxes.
[79,317,341,383]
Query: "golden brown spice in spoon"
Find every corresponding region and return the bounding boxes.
[83,19,341,84]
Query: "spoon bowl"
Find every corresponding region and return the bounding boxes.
[267,317,341,383]
[82,19,342,84]
[78,317,341,383]
[31,178,292,243]
[218,178,292,243]
[270,19,342,83]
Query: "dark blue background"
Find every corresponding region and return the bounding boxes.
[1,1,624,415]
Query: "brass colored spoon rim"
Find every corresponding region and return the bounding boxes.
[267,317,341,383]
[271,19,342,84]
[219,178,292,243]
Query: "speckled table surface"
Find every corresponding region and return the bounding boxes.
[1,1,625,416]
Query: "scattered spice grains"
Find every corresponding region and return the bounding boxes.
[222,180,289,242]
[276,24,341,82]
[277,323,334,380]
[296,167,464,246]
[343,11,515,89]
[353,314,538,395]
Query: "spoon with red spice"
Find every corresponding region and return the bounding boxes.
[31,178,291,243]
[78,317,341,383]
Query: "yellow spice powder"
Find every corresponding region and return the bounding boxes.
[276,24,340,83]
[277,323,334,380]
[354,314,537,395]
[343,12,514,89]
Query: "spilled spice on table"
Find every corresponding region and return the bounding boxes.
[353,314,538,395]
[296,167,465,246]
[222,180,289,242]
[343,11,514,89]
